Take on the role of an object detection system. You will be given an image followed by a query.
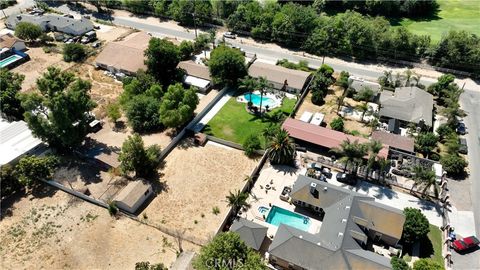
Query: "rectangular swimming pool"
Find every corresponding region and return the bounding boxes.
[266,206,311,231]
[0,54,22,68]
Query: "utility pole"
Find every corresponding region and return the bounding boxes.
[192,12,198,39]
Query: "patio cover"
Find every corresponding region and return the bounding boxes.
[282,118,389,158]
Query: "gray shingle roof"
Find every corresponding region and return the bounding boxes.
[379,86,433,126]
[6,14,93,36]
[230,217,267,250]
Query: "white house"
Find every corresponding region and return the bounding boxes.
[6,14,94,36]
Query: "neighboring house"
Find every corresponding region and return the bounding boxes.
[379,86,433,128]
[0,118,48,166]
[268,175,405,270]
[6,14,94,36]
[95,32,151,76]
[349,76,381,97]
[0,33,26,52]
[282,118,389,158]
[113,179,153,214]
[230,217,268,251]
[248,61,312,93]
[177,60,212,93]
[371,131,415,154]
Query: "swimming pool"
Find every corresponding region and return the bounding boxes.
[244,93,277,108]
[0,54,22,68]
[266,206,311,231]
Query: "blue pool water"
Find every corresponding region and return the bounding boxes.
[244,93,276,107]
[266,206,311,231]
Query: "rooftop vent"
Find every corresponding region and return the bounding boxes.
[338,232,344,237]
[317,242,321,246]
[310,182,317,194]
[299,235,303,239]
[323,187,328,191]
[345,206,350,209]
[342,219,347,223]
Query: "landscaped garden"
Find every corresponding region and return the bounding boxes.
[203,94,296,147]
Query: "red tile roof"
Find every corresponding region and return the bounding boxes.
[282,118,389,158]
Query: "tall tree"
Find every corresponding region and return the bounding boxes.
[256,76,273,115]
[208,45,247,85]
[365,140,383,179]
[414,132,438,159]
[144,38,180,85]
[14,22,42,42]
[15,155,58,188]
[125,94,162,133]
[402,207,430,245]
[0,69,25,120]
[169,0,212,26]
[19,67,96,151]
[410,165,439,198]
[330,139,367,176]
[238,76,257,104]
[266,129,296,165]
[158,83,199,128]
[226,189,250,213]
[118,134,161,178]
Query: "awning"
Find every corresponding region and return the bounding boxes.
[184,75,210,89]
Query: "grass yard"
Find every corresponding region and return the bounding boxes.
[395,0,480,42]
[203,95,296,146]
[426,224,444,266]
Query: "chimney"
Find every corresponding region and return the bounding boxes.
[310,182,317,195]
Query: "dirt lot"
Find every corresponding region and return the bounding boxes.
[141,140,258,242]
[0,190,198,270]
[95,24,133,43]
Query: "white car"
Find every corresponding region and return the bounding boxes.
[223,32,236,39]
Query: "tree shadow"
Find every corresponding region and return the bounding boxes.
[272,164,299,176]
[419,235,435,258]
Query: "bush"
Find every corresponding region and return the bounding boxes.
[178,40,194,60]
[441,153,468,176]
[14,22,42,42]
[413,258,444,270]
[311,89,325,105]
[436,124,454,141]
[63,43,87,62]
[402,207,430,245]
[391,256,409,270]
[330,117,344,131]
[429,152,440,161]
[108,201,118,216]
[212,206,220,215]
[243,134,261,157]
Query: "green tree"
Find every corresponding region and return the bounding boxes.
[366,140,383,180]
[355,102,370,122]
[178,40,194,60]
[63,43,87,62]
[410,165,439,198]
[124,94,162,133]
[225,189,250,213]
[391,256,410,270]
[193,232,267,270]
[144,38,180,84]
[413,258,444,270]
[106,102,121,125]
[169,0,212,26]
[238,76,257,104]
[336,71,350,89]
[354,87,375,102]
[271,3,318,47]
[14,22,42,42]
[402,207,430,245]
[120,70,158,105]
[256,76,273,115]
[266,129,296,165]
[435,124,454,142]
[15,155,58,188]
[243,134,261,158]
[135,261,167,270]
[158,83,198,128]
[0,69,25,120]
[441,154,467,176]
[330,139,367,176]
[208,45,247,85]
[118,134,161,178]
[1,164,22,198]
[19,67,96,151]
[414,132,438,158]
[330,117,344,131]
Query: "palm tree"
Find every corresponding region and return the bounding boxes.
[256,76,272,116]
[367,117,379,132]
[379,70,393,88]
[262,124,280,142]
[377,157,390,182]
[238,76,257,104]
[410,165,439,199]
[226,190,250,212]
[267,129,296,165]
[330,139,367,176]
[356,102,369,122]
[365,140,383,180]
[404,69,413,86]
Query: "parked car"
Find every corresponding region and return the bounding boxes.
[91,41,101,48]
[452,236,479,252]
[459,138,468,154]
[457,122,466,135]
[336,173,356,185]
[89,119,102,133]
[320,166,332,179]
[223,32,236,39]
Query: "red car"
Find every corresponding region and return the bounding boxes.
[452,236,480,252]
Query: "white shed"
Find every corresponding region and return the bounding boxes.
[114,180,153,214]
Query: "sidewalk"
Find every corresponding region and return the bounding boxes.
[193,90,233,132]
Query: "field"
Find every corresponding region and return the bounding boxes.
[203,95,296,146]
[395,0,480,42]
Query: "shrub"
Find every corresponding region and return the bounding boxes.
[243,134,261,157]
[436,124,454,141]
[413,258,444,270]
[441,153,468,176]
[108,201,118,216]
[402,207,430,245]
[178,40,194,60]
[391,256,409,270]
[63,43,87,62]
[14,22,42,42]
[212,206,220,215]
[311,89,325,105]
[330,117,344,131]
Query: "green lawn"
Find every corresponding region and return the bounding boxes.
[426,224,444,266]
[395,0,480,42]
[203,95,296,146]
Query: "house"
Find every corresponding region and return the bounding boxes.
[282,118,389,158]
[372,131,415,154]
[349,76,381,97]
[113,179,153,214]
[0,118,47,166]
[0,33,26,52]
[268,175,405,270]
[95,32,151,76]
[248,61,312,93]
[230,217,268,251]
[379,86,434,128]
[6,14,94,36]
[177,60,212,93]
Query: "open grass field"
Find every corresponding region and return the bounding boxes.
[203,96,296,146]
[396,0,480,42]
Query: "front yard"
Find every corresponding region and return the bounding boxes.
[203,95,296,146]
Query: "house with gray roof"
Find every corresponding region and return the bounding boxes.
[6,14,94,36]
[349,76,381,97]
[268,175,405,270]
[230,217,268,251]
[379,86,433,127]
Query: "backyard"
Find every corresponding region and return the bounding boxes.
[203,94,296,146]
[394,0,480,42]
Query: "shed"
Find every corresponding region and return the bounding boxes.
[114,180,153,214]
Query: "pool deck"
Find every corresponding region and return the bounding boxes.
[240,163,323,238]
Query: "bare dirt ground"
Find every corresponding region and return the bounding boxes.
[95,24,133,43]
[12,46,74,91]
[141,140,257,243]
[0,190,199,270]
